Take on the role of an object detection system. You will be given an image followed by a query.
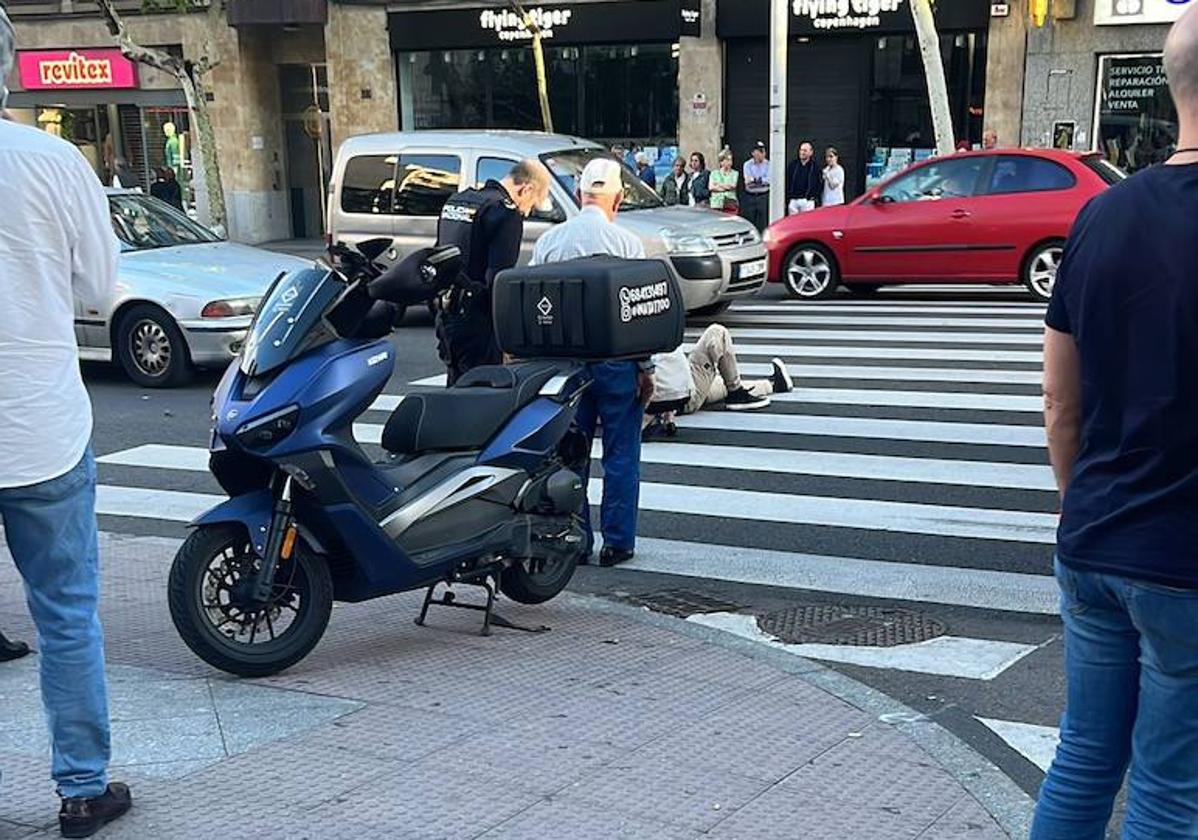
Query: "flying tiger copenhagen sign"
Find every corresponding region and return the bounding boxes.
[16,49,139,91]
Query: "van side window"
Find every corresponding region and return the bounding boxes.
[341,155,398,215]
[476,157,515,187]
[393,154,462,217]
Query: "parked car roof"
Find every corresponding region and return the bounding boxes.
[338,130,602,158]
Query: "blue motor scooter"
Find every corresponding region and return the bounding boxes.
[169,240,684,677]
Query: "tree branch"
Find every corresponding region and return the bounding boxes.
[95,0,184,74]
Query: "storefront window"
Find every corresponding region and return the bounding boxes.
[1095,53,1177,173]
[399,43,678,147]
[864,31,987,188]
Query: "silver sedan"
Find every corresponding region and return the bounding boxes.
[78,190,314,387]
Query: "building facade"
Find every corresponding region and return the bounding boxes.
[3,0,392,244]
[1020,0,1187,173]
[4,0,1184,244]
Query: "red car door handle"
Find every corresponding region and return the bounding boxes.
[951,209,971,219]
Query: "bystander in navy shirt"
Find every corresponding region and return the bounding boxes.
[1046,162,1198,588]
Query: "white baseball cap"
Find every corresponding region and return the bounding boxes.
[579,158,625,196]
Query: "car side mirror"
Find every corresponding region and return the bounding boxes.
[871,194,895,206]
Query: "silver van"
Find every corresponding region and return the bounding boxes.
[326,130,766,314]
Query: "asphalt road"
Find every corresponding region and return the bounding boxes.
[82,279,1066,803]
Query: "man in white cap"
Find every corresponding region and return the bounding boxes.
[0,7,132,837]
[530,157,652,567]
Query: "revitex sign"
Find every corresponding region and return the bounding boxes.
[17,49,139,91]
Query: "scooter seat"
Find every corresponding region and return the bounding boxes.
[381,362,563,454]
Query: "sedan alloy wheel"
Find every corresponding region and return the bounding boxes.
[784,245,839,300]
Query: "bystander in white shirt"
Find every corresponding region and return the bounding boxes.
[0,119,118,488]
[822,163,846,207]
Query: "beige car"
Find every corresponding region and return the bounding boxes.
[326,130,767,314]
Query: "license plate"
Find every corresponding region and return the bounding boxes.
[737,258,767,279]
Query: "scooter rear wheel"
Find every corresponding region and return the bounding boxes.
[499,552,579,605]
[168,524,333,677]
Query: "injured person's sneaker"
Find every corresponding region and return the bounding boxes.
[59,783,132,838]
[770,358,794,394]
[724,387,771,411]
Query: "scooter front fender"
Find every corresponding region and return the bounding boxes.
[190,490,274,557]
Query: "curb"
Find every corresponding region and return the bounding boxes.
[565,590,1036,839]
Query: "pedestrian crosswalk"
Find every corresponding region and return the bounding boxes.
[91,292,1061,774]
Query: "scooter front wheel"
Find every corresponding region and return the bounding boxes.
[168,524,333,678]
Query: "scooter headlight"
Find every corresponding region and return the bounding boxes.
[235,406,299,449]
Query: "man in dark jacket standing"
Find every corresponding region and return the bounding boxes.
[785,142,821,214]
[1032,7,1198,838]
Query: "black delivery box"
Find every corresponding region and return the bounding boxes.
[493,256,685,361]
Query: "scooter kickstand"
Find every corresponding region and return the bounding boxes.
[414,583,439,627]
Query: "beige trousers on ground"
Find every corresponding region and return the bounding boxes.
[685,324,773,413]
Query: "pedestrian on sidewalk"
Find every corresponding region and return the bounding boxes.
[786,141,821,214]
[658,156,690,206]
[635,151,657,189]
[530,158,654,568]
[821,147,846,207]
[687,151,711,207]
[708,149,740,214]
[1033,8,1198,839]
[652,325,792,417]
[741,141,771,231]
[0,11,132,838]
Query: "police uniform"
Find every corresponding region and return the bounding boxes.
[434,179,524,385]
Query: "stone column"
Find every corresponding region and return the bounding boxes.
[204,26,289,243]
[325,3,398,152]
[984,0,1028,149]
[677,0,724,162]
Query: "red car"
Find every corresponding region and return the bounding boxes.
[764,149,1124,301]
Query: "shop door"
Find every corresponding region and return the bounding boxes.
[281,65,333,240]
[725,39,867,199]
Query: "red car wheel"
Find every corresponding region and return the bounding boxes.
[782,244,840,300]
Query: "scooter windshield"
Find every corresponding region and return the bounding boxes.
[240,266,346,377]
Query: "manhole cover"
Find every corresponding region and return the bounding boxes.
[617,589,744,618]
[756,605,945,647]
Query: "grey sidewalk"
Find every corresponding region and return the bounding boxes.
[0,533,1028,839]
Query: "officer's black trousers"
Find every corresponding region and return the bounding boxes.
[436,311,502,386]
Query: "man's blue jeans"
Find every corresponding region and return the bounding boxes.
[575,361,642,552]
[0,449,111,799]
[1031,558,1198,839]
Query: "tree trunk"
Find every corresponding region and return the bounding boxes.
[530,32,554,134]
[910,0,956,156]
[94,0,227,228]
[179,67,227,230]
[511,1,554,133]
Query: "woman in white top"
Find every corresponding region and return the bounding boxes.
[821,146,846,207]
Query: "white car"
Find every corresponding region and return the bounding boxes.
[78,190,313,387]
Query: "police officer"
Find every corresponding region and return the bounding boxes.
[529,158,654,567]
[435,159,551,384]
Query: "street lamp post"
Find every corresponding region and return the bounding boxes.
[768,0,788,224]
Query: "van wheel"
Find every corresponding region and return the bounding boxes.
[783,244,839,300]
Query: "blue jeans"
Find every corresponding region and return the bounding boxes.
[0,449,110,799]
[1031,558,1198,839]
[575,361,642,552]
